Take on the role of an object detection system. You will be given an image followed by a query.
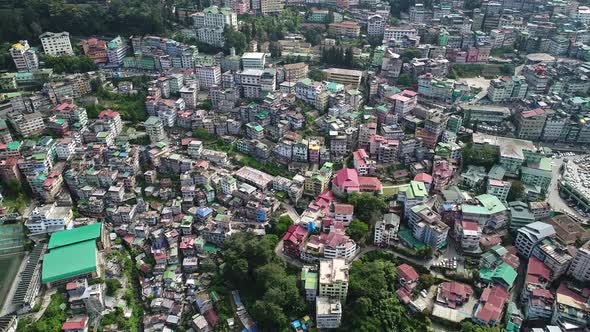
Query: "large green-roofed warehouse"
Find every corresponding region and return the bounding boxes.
[41,240,98,286]
[47,223,103,250]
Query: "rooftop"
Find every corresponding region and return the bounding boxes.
[42,240,97,284]
[48,223,102,250]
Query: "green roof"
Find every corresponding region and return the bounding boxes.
[410,180,427,198]
[462,194,506,215]
[48,223,101,250]
[145,116,160,125]
[6,141,20,151]
[302,271,318,290]
[42,240,97,283]
[538,157,552,171]
[480,263,517,288]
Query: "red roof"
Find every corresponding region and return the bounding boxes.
[98,109,120,118]
[402,89,417,97]
[204,308,219,327]
[398,263,419,281]
[461,220,479,231]
[521,108,545,118]
[334,204,354,215]
[440,281,473,306]
[66,281,78,291]
[358,176,382,190]
[282,225,308,245]
[333,168,359,188]
[414,173,433,183]
[526,257,551,282]
[62,317,88,330]
[475,285,508,324]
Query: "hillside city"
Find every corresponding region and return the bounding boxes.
[0,0,590,331]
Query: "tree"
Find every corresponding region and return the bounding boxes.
[304,28,322,46]
[269,215,293,236]
[461,144,498,170]
[401,48,422,62]
[44,55,97,74]
[346,219,369,244]
[419,273,436,289]
[105,278,122,296]
[308,69,327,82]
[460,321,501,332]
[346,192,387,224]
[507,180,524,202]
[397,73,413,86]
[224,26,247,54]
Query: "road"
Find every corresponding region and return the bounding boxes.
[281,202,300,223]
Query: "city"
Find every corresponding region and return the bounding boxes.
[0,0,589,331]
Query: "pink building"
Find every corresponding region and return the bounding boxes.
[473,285,509,325]
[432,159,454,192]
[331,168,382,195]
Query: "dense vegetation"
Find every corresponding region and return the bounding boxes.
[461,144,498,170]
[340,251,431,331]
[16,293,67,332]
[44,55,97,74]
[0,0,172,42]
[222,233,306,331]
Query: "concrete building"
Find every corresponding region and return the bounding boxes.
[39,31,74,56]
[486,179,511,201]
[531,238,573,280]
[319,258,349,301]
[516,108,547,141]
[25,203,73,235]
[568,240,590,282]
[367,14,386,37]
[241,52,266,70]
[10,40,39,72]
[515,222,556,258]
[374,213,400,247]
[260,0,284,15]
[408,204,449,249]
[10,113,45,138]
[144,116,167,143]
[283,62,308,82]
[509,201,536,231]
[316,297,342,329]
[323,68,363,88]
[195,65,221,89]
[328,21,361,38]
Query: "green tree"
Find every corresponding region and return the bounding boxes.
[346,219,369,244]
[224,27,247,54]
[460,321,502,332]
[507,180,524,202]
[304,28,322,46]
[270,215,293,236]
[397,73,413,86]
[346,192,387,224]
[461,144,498,170]
[44,55,97,74]
[105,278,122,296]
[419,273,436,289]
[401,48,422,62]
[308,68,327,82]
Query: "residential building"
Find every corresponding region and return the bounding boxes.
[10,113,45,138]
[551,283,590,331]
[145,116,167,143]
[455,220,481,253]
[408,204,449,249]
[461,194,508,232]
[328,21,361,38]
[316,297,342,329]
[107,36,128,66]
[515,222,556,258]
[509,201,536,231]
[39,31,74,56]
[436,281,473,308]
[195,65,221,88]
[10,40,39,72]
[568,240,590,282]
[323,68,363,89]
[260,0,284,15]
[367,15,386,37]
[516,108,547,141]
[283,62,308,82]
[301,266,318,302]
[487,179,511,201]
[318,259,349,301]
[241,52,266,70]
[25,203,73,235]
[531,237,573,280]
[80,38,108,64]
[374,213,400,247]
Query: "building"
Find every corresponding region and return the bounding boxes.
[568,240,590,282]
[41,239,98,287]
[374,213,400,247]
[80,38,108,64]
[323,68,363,88]
[436,281,473,308]
[460,194,508,232]
[39,31,74,56]
[516,108,547,141]
[509,201,536,231]
[241,52,266,70]
[551,282,590,331]
[283,62,308,82]
[408,204,449,249]
[487,179,511,201]
[316,297,342,329]
[455,220,480,253]
[25,204,73,235]
[331,168,382,195]
[260,0,284,15]
[515,222,556,258]
[195,65,221,89]
[367,14,386,37]
[10,40,39,72]
[318,258,349,301]
[301,266,318,302]
[107,36,128,66]
[144,116,166,143]
[531,238,573,280]
[328,21,361,38]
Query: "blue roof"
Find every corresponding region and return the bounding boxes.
[197,207,213,217]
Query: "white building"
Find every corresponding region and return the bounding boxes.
[241,52,266,70]
[144,116,166,143]
[568,240,590,282]
[195,65,221,89]
[107,36,128,66]
[39,31,74,56]
[319,259,349,301]
[383,26,418,42]
[374,213,400,246]
[316,297,342,329]
[367,14,385,37]
[515,222,556,258]
[10,40,39,72]
[25,204,73,234]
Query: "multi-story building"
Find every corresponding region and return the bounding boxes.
[509,201,536,231]
[487,76,528,103]
[374,213,400,247]
[486,179,511,201]
[241,52,266,70]
[107,36,128,66]
[323,68,363,88]
[408,204,449,249]
[568,240,590,282]
[367,15,386,37]
[10,113,45,138]
[316,297,342,329]
[551,282,590,331]
[461,194,508,232]
[283,62,308,82]
[24,203,73,235]
[454,220,480,253]
[318,259,349,301]
[515,222,556,258]
[398,180,428,218]
[260,0,284,15]
[144,116,166,143]
[10,40,39,72]
[383,26,418,43]
[39,31,74,56]
[80,38,108,64]
[328,21,361,38]
[516,108,547,141]
[531,238,573,280]
[195,65,221,89]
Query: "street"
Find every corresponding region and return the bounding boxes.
[546,156,589,222]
